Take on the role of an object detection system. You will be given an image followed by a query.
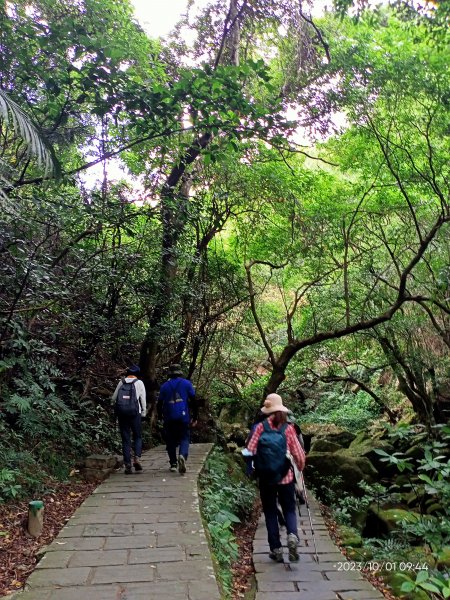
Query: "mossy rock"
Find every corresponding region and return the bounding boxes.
[404,444,425,461]
[301,423,356,448]
[334,449,378,478]
[349,507,370,529]
[323,430,356,447]
[401,488,426,509]
[346,437,395,475]
[306,451,377,496]
[363,506,434,539]
[436,546,450,569]
[337,524,363,548]
[350,430,372,445]
[309,438,343,453]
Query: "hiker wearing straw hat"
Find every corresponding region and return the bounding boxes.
[246,393,306,563]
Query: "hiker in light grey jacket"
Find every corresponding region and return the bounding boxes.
[112,364,146,474]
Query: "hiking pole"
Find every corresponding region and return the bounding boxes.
[294,478,302,517]
[299,471,319,563]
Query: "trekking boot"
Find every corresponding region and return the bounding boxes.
[177,455,186,474]
[269,548,284,563]
[133,458,143,472]
[124,464,133,475]
[169,463,177,472]
[287,533,299,562]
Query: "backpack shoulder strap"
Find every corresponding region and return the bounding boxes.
[169,380,182,395]
[262,419,271,433]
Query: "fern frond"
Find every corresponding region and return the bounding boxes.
[0,89,59,177]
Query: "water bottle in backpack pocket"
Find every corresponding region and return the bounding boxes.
[115,379,140,417]
[254,421,291,485]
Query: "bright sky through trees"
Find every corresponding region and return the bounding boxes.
[131,0,210,37]
[131,0,331,37]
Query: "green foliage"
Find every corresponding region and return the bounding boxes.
[332,424,450,599]
[310,474,345,506]
[199,448,257,597]
[399,569,450,600]
[362,536,410,562]
[301,389,380,429]
[0,468,22,503]
[1,0,449,548]
[334,481,398,526]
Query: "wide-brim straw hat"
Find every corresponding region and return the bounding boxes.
[260,393,290,414]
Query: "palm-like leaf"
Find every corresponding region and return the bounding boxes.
[0,89,59,181]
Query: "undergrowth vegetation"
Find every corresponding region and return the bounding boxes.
[300,389,381,430]
[0,354,121,502]
[199,447,258,598]
[328,424,450,600]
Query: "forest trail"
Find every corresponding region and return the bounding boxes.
[9,444,220,600]
[9,443,385,600]
[253,494,385,600]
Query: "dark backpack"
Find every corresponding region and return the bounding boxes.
[163,381,188,421]
[254,420,290,485]
[115,379,140,417]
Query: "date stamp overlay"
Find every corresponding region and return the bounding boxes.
[334,561,429,573]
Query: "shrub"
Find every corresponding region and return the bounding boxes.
[199,447,258,597]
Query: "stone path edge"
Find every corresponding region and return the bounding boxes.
[5,443,221,600]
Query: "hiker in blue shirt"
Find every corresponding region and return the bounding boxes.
[157,364,197,474]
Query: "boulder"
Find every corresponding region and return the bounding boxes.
[306,450,377,496]
[362,506,432,539]
[301,423,356,448]
[404,444,425,461]
[309,439,343,453]
[344,437,395,476]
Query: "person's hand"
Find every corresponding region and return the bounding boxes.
[190,419,198,428]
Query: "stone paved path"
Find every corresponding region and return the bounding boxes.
[253,494,385,600]
[13,443,220,600]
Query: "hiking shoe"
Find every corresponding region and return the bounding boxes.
[287,533,299,562]
[169,464,177,472]
[178,455,186,474]
[269,548,284,563]
[133,459,143,472]
[124,464,133,475]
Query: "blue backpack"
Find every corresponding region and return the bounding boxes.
[115,380,139,417]
[163,381,188,421]
[254,420,290,485]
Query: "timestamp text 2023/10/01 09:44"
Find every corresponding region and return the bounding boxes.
[335,562,429,572]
